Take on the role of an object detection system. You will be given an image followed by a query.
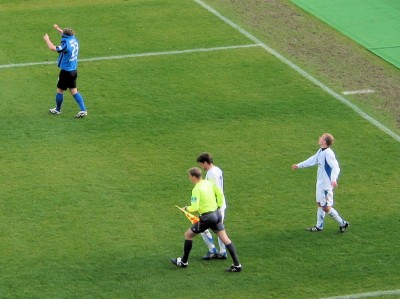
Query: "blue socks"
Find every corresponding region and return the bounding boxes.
[55,93,64,111]
[73,92,87,111]
[55,92,87,112]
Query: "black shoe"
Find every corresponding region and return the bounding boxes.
[202,250,218,260]
[340,222,349,233]
[171,257,188,268]
[216,252,227,260]
[226,264,242,272]
[306,226,323,232]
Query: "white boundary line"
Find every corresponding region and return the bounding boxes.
[343,89,374,95]
[0,44,258,69]
[320,289,400,299]
[194,0,400,143]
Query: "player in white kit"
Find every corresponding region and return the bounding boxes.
[292,133,349,233]
[197,153,227,259]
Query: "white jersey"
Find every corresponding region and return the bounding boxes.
[297,147,340,190]
[206,166,226,208]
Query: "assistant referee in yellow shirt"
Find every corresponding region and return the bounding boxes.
[171,167,242,272]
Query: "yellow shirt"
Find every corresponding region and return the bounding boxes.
[187,179,223,215]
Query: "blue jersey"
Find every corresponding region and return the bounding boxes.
[56,35,79,71]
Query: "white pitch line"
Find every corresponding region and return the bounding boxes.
[0,44,259,70]
[320,289,400,299]
[343,89,374,95]
[194,0,400,143]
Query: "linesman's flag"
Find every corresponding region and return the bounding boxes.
[175,205,200,224]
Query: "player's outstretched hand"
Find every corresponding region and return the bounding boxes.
[291,164,299,169]
[53,24,63,34]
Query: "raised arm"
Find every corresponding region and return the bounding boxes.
[293,151,319,169]
[43,33,57,52]
[53,24,63,35]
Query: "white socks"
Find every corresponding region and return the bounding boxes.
[218,237,226,254]
[201,230,216,252]
[201,229,227,254]
[317,207,326,229]
[328,208,345,226]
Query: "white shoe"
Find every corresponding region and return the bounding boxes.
[170,257,188,268]
[49,108,61,115]
[75,111,87,118]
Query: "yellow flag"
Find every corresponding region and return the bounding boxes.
[175,205,200,224]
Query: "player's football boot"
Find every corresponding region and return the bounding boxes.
[216,252,227,259]
[171,257,188,268]
[74,111,87,118]
[226,264,242,272]
[306,226,323,232]
[49,108,61,115]
[202,249,218,260]
[340,222,349,233]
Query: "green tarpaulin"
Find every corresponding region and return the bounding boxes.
[290,0,400,68]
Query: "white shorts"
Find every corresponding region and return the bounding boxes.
[219,204,226,222]
[316,188,334,207]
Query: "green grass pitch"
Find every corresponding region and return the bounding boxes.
[0,0,399,298]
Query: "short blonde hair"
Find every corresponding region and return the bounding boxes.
[323,133,334,146]
[63,28,75,36]
[188,167,202,179]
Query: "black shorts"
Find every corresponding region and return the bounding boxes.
[57,69,77,90]
[191,209,225,234]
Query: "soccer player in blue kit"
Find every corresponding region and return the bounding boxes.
[44,24,87,118]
